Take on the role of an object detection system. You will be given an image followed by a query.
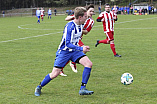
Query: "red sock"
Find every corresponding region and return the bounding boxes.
[99,39,108,44]
[110,43,117,55]
[71,62,76,65]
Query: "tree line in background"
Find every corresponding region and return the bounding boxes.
[0,0,156,10]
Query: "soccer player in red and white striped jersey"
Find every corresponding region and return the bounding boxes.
[60,4,95,76]
[79,5,95,47]
[95,3,121,57]
[40,8,45,21]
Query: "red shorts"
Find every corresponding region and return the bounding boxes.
[41,15,44,18]
[105,31,114,41]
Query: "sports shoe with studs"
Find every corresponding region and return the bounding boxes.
[70,62,77,73]
[35,86,42,96]
[114,53,121,57]
[60,70,67,76]
[95,40,99,47]
[79,88,94,95]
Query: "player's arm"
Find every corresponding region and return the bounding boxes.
[82,21,94,35]
[113,13,118,21]
[65,26,83,51]
[97,13,103,22]
[65,15,75,21]
[114,17,118,21]
[96,18,102,22]
[82,30,88,35]
[66,38,83,51]
[96,15,103,22]
[36,10,38,17]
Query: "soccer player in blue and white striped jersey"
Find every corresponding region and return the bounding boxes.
[35,7,94,96]
[36,8,41,24]
[48,8,52,19]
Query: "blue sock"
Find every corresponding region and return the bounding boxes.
[80,67,91,90]
[39,74,52,88]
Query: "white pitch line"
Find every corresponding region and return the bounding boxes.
[0,32,62,43]
[18,17,157,30]
[1,17,157,44]
[115,17,157,24]
[92,27,157,30]
[18,25,63,30]
[116,27,157,29]
[94,17,157,28]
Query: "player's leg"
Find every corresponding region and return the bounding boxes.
[37,16,40,23]
[95,39,109,47]
[78,56,94,95]
[70,61,77,73]
[71,51,93,95]
[110,40,117,55]
[60,61,70,76]
[34,50,70,96]
[95,34,109,47]
[38,16,40,23]
[41,15,43,21]
[34,67,61,96]
[59,67,67,76]
[108,32,121,57]
[69,40,86,73]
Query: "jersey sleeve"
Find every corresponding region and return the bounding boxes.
[97,12,104,20]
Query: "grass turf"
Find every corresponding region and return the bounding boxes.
[0,14,157,104]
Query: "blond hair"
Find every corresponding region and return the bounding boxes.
[74,7,87,19]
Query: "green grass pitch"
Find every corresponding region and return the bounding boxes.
[0,14,157,104]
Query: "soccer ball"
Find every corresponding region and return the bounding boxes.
[121,73,133,85]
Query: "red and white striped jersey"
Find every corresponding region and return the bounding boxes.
[83,17,94,32]
[97,11,117,32]
[79,17,94,40]
[78,17,94,46]
[40,10,45,15]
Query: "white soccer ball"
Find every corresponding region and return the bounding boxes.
[121,73,133,85]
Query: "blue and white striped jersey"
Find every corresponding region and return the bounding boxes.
[36,10,40,16]
[48,9,52,14]
[58,21,84,52]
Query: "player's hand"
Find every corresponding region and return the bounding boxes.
[83,46,90,53]
[113,16,117,19]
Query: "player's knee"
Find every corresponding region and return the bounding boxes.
[110,40,114,44]
[86,61,93,68]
